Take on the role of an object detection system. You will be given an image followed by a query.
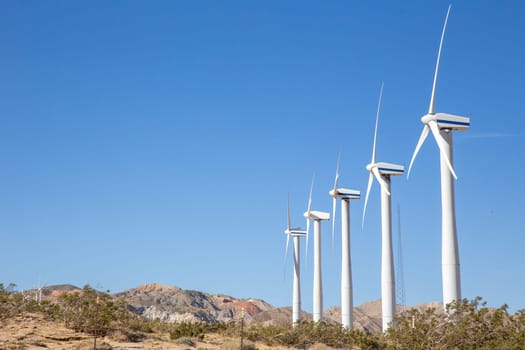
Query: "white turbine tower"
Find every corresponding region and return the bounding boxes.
[284,195,307,326]
[407,5,469,310]
[36,285,43,303]
[304,176,330,323]
[329,154,360,329]
[35,279,46,303]
[362,83,404,332]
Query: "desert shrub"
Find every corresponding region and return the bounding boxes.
[222,339,257,350]
[97,342,113,350]
[173,336,196,346]
[244,321,382,349]
[25,299,61,320]
[169,321,237,341]
[170,322,207,340]
[241,343,258,350]
[308,344,336,350]
[0,283,24,321]
[108,328,146,343]
[0,283,62,324]
[346,328,384,349]
[120,314,156,333]
[58,285,129,337]
[386,297,525,350]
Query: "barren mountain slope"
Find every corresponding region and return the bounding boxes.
[116,283,275,325]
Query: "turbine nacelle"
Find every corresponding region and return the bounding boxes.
[285,228,307,237]
[367,162,405,177]
[421,113,470,131]
[304,210,330,221]
[285,194,307,261]
[329,188,360,200]
[376,162,405,176]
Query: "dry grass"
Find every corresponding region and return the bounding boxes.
[308,343,338,350]
[0,314,305,350]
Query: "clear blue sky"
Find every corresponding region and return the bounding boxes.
[1,1,524,313]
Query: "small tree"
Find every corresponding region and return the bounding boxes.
[0,283,27,322]
[58,285,128,347]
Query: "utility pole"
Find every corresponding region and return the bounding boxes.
[94,294,99,350]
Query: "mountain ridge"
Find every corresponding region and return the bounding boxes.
[30,283,442,334]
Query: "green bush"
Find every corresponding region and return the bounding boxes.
[244,321,382,349]
[169,321,235,341]
[58,285,129,337]
[387,297,525,350]
[173,336,196,346]
[120,314,157,333]
[170,322,205,340]
[0,283,24,321]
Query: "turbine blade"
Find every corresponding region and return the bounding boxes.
[372,166,391,196]
[429,4,452,114]
[307,174,314,215]
[407,125,430,179]
[305,218,310,265]
[331,197,337,254]
[429,121,458,180]
[331,151,340,254]
[282,240,289,283]
[372,82,384,164]
[285,234,290,261]
[305,173,314,267]
[333,151,341,191]
[362,172,374,228]
[287,193,291,231]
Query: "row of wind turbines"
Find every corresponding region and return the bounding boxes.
[283,5,470,332]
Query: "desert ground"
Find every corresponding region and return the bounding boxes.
[0,312,334,350]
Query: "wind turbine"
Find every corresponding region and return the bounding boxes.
[329,154,360,329]
[362,83,404,332]
[284,194,307,326]
[304,176,330,323]
[35,279,46,303]
[407,5,469,310]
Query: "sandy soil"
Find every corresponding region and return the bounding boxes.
[0,313,297,350]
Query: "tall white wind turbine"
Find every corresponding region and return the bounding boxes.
[407,5,470,310]
[362,83,404,332]
[329,154,360,329]
[284,195,307,326]
[304,177,330,323]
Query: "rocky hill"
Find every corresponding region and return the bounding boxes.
[116,283,276,325]
[114,283,391,332]
[35,283,441,333]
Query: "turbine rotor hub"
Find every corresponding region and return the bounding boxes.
[421,113,436,124]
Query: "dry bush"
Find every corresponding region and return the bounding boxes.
[108,328,146,343]
[173,336,196,346]
[308,344,338,350]
[222,339,258,350]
